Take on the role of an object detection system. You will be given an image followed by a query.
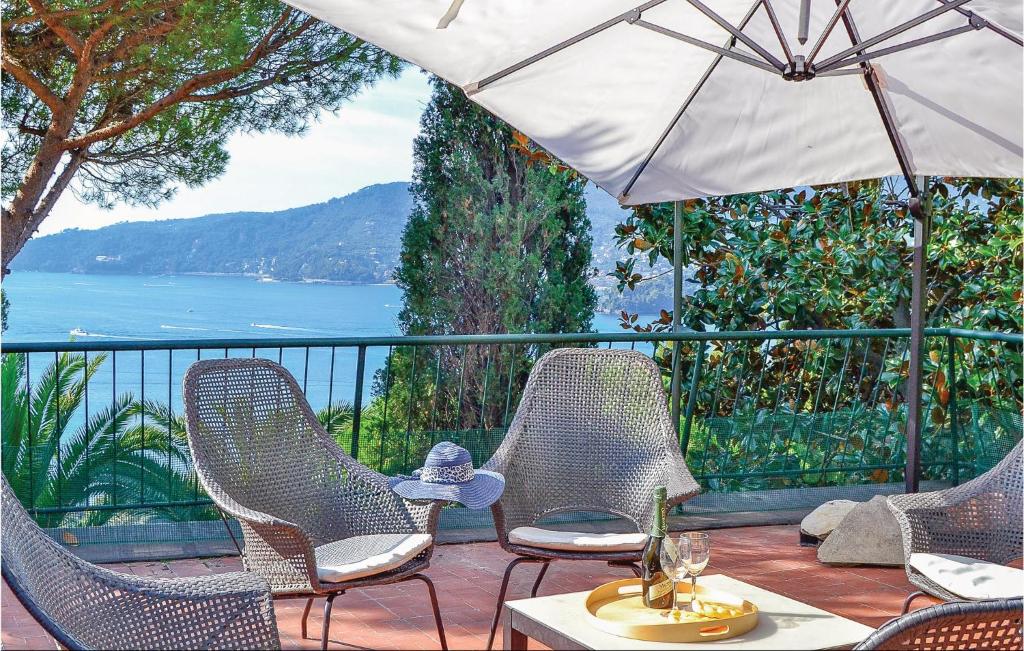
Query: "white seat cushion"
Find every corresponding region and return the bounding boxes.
[909,553,1024,600]
[508,526,647,552]
[315,533,432,583]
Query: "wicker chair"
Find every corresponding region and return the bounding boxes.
[183,358,446,651]
[481,348,701,648]
[854,598,1023,650]
[888,439,1023,613]
[1,477,280,650]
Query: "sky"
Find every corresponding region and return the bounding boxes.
[40,68,433,236]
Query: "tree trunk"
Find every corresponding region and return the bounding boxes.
[893,295,911,328]
[2,132,79,277]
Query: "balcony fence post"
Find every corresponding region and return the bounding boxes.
[670,200,684,433]
[947,334,960,485]
[680,340,706,456]
[350,345,366,460]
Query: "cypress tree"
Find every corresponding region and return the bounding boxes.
[397,76,594,338]
[369,76,595,468]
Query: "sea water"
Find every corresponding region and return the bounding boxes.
[3,272,651,421]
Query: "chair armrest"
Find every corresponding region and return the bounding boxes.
[320,443,441,538]
[10,560,280,650]
[666,450,702,508]
[197,473,322,593]
[97,570,280,649]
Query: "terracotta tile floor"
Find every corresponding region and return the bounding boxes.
[2,525,937,650]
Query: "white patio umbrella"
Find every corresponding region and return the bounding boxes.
[284,0,1023,491]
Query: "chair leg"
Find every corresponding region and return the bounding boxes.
[300,598,314,639]
[530,561,551,598]
[411,574,448,650]
[321,593,338,651]
[608,560,642,577]
[486,557,544,651]
[218,508,243,556]
[901,591,928,615]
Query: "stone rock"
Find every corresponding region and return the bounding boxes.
[800,500,858,540]
[817,495,906,567]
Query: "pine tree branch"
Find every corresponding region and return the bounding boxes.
[183,42,362,103]
[62,11,314,150]
[1,50,63,112]
[25,0,84,56]
[6,0,119,26]
[35,150,87,223]
[93,0,184,66]
[18,124,48,136]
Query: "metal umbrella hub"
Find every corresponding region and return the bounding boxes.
[472,0,1013,86]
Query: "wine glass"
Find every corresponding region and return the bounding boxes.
[659,534,690,615]
[682,532,710,607]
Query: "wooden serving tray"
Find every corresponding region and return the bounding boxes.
[584,578,758,643]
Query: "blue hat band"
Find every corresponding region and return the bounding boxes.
[419,461,475,485]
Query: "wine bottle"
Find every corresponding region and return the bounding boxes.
[641,486,673,609]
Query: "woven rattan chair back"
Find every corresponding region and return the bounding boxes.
[957,439,1024,562]
[485,347,699,537]
[854,598,1023,650]
[183,358,447,650]
[184,357,420,547]
[888,439,1022,606]
[1,477,280,650]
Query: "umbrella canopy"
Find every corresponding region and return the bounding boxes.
[285,0,1023,492]
[284,0,1022,205]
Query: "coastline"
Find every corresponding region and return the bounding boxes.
[2,272,642,343]
[9,269,662,312]
[180,271,397,286]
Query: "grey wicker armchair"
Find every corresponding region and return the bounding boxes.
[1,477,280,650]
[888,439,1023,613]
[481,347,701,649]
[183,358,447,651]
[854,597,1023,650]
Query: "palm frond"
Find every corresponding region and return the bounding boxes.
[317,400,354,441]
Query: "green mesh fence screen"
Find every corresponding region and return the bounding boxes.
[3,330,1019,561]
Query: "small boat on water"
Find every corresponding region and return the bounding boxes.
[69,327,89,337]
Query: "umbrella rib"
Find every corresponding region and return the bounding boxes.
[806,0,852,65]
[468,0,670,93]
[837,6,918,196]
[816,0,973,70]
[760,0,794,64]
[634,20,779,73]
[935,0,1023,45]
[619,0,763,203]
[684,0,785,70]
[816,68,869,77]
[818,23,980,72]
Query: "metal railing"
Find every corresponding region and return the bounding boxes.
[2,327,1020,544]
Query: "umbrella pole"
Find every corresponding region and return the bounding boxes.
[905,176,930,493]
[670,200,683,433]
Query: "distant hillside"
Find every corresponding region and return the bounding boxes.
[14,181,668,306]
[14,182,413,283]
[583,184,632,277]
